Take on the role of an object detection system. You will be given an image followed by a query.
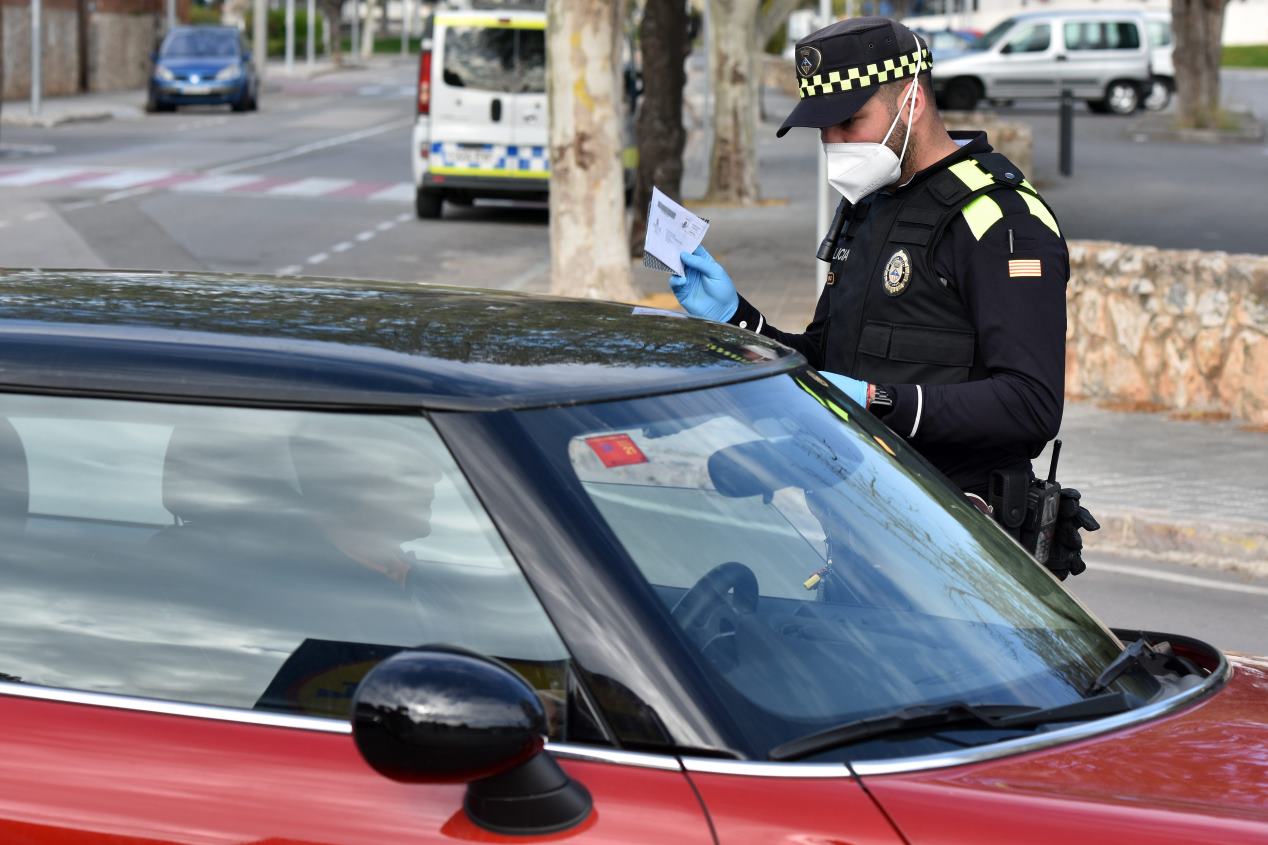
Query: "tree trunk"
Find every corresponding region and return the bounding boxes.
[547,0,636,301]
[629,0,689,257]
[360,0,379,58]
[706,0,762,204]
[319,0,342,64]
[1172,0,1227,129]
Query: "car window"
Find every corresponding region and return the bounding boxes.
[0,394,579,739]
[1148,20,1172,48]
[974,17,1017,51]
[441,26,542,94]
[1065,21,1141,51]
[161,30,240,58]
[1003,22,1050,54]
[513,372,1156,759]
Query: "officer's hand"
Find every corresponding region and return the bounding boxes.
[1045,487,1100,580]
[670,246,738,322]
[820,371,870,407]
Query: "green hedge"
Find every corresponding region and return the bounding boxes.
[1222,45,1268,67]
[244,9,328,57]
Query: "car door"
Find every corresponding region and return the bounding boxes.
[1061,19,1149,99]
[989,21,1058,100]
[0,395,714,844]
[429,16,518,177]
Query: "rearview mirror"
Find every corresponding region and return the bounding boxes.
[352,646,592,835]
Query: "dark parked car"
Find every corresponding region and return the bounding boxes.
[0,270,1264,843]
[148,25,259,113]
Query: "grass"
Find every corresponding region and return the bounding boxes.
[1222,45,1268,67]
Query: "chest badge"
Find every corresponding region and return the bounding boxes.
[882,249,912,296]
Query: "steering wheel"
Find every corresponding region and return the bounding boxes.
[670,561,759,670]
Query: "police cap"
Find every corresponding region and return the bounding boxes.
[778,17,932,138]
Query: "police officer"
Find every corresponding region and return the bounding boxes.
[668,17,1097,578]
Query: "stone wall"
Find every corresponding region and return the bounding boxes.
[2,3,81,99]
[1065,241,1268,426]
[88,12,161,91]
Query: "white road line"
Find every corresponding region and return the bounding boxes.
[61,199,98,212]
[332,241,353,253]
[0,221,9,229]
[307,252,329,265]
[269,177,354,197]
[375,220,395,231]
[367,183,415,203]
[76,169,174,190]
[395,212,412,223]
[174,174,262,193]
[1095,561,1268,597]
[355,231,376,242]
[276,265,304,275]
[23,210,48,222]
[0,167,83,187]
[208,118,412,175]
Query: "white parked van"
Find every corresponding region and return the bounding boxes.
[411,8,549,219]
[931,10,1153,115]
[1143,10,1175,111]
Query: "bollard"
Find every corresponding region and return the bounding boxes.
[1059,88,1074,177]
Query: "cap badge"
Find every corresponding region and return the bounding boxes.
[796,46,822,78]
[883,249,912,296]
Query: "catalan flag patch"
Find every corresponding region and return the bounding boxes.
[1008,259,1042,278]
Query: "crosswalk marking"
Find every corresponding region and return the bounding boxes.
[268,177,355,197]
[76,169,176,190]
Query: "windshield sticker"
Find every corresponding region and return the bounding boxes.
[794,376,850,423]
[585,434,649,469]
[873,434,897,457]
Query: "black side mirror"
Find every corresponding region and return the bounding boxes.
[352,646,592,836]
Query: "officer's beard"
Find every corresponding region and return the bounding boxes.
[883,102,920,188]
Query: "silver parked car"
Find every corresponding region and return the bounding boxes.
[932,10,1152,115]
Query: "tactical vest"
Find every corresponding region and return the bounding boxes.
[820,152,1060,386]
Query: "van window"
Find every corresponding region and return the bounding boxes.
[1064,21,1141,51]
[1148,20,1172,48]
[441,26,545,94]
[1003,22,1050,54]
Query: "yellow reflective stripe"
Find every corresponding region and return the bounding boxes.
[962,194,1004,240]
[794,377,850,422]
[1021,178,1037,192]
[1018,189,1061,236]
[436,14,546,30]
[622,146,638,169]
[948,159,993,191]
[429,165,548,179]
[825,399,850,423]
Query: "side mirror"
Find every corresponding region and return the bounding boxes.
[1000,43,1014,54]
[352,646,592,835]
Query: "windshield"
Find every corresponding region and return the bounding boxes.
[160,29,240,59]
[513,370,1154,760]
[973,18,1017,51]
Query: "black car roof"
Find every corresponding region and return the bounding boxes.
[0,270,800,411]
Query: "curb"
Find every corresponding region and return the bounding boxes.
[1,107,142,128]
[1088,511,1268,578]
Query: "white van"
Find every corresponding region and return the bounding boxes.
[1143,10,1175,111]
[931,10,1153,115]
[410,9,549,219]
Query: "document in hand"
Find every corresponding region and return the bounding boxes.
[642,187,709,277]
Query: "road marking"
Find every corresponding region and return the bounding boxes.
[0,167,81,186]
[207,117,412,175]
[368,183,414,203]
[269,177,354,197]
[276,265,304,275]
[375,220,395,232]
[307,252,329,265]
[76,169,175,190]
[395,212,412,223]
[1095,561,1268,597]
[175,174,264,193]
[332,241,353,253]
[355,231,376,242]
[61,199,98,212]
[101,186,154,203]
[23,210,48,222]
[0,221,9,229]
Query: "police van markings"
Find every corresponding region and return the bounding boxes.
[430,142,549,179]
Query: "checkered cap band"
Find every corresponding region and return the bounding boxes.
[797,47,933,99]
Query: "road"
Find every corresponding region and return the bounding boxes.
[1,60,1265,658]
[0,61,553,292]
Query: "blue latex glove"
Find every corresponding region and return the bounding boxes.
[669,245,739,322]
[821,371,870,408]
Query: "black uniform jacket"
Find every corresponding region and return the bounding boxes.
[729,133,1069,494]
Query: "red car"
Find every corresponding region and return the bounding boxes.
[0,270,1264,844]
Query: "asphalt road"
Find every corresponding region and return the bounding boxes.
[0,61,553,292]
[1,60,1265,659]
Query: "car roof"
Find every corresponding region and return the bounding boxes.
[0,270,799,412]
[1008,8,1148,21]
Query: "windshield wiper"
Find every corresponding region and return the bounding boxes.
[1084,637,1201,696]
[768,693,1136,762]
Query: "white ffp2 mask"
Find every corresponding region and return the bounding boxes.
[824,76,920,204]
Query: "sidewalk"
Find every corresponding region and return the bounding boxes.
[639,80,1268,576]
[0,57,352,129]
